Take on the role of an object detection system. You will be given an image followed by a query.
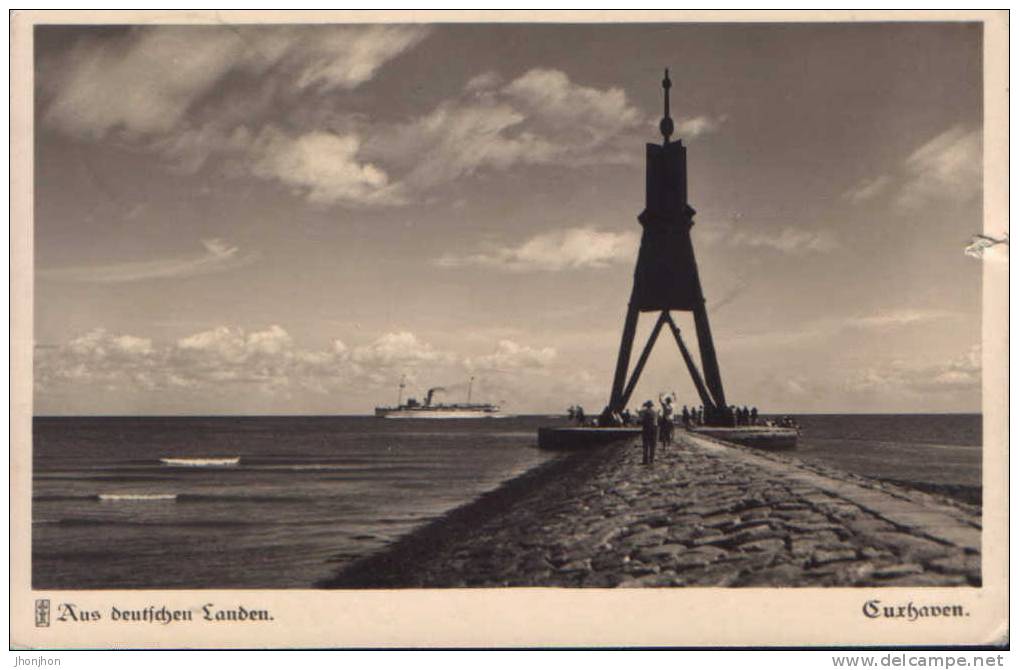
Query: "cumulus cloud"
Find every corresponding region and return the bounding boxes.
[465,340,557,372]
[248,128,396,206]
[38,238,258,283]
[350,331,448,368]
[36,325,456,397]
[435,226,638,272]
[35,326,570,406]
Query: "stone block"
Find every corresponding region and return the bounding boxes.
[811,548,858,566]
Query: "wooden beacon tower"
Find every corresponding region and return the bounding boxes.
[602,69,728,426]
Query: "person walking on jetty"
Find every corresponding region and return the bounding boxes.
[640,400,658,465]
[658,394,674,446]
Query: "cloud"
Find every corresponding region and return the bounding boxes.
[729,226,839,254]
[698,216,838,255]
[36,328,162,392]
[675,114,726,139]
[248,128,396,206]
[350,331,448,368]
[40,27,720,210]
[39,25,429,207]
[844,345,980,395]
[435,226,639,272]
[840,126,981,210]
[367,68,644,194]
[38,238,258,283]
[851,309,956,329]
[896,126,981,209]
[501,68,641,142]
[722,308,961,349]
[35,326,571,408]
[42,27,244,139]
[37,325,453,396]
[465,340,557,372]
[41,25,430,140]
[843,174,892,203]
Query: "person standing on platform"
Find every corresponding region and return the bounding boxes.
[750,407,758,425]
[640,400,658,465]
[681,405,690,429]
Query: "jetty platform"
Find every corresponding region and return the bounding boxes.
[539,425,799,450]
[325,429,980,588]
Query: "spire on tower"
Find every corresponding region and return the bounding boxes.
[659,68,674,144]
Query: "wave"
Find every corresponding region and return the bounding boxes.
[98,493,177,502]
[160,457,240,467]
[34,494,95,502]
[36,492,320,504]
[45,518,256,528]
[177,493,310,504]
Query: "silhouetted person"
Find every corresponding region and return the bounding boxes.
[681,405,690,429]
[750,407,758,425]
[567,406,576,422]
[658,394,674,446]
[575,406,585,425]
[640,400,658,465]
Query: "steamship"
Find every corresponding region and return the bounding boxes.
[374,377,507,419]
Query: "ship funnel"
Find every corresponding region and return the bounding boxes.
[425,387,446,406]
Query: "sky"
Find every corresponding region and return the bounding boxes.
[32,21,985,416]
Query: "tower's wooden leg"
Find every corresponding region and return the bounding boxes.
[607,302,640,414]
[664,313,715,411]
[693,302,726,409]
[618,311,669,411]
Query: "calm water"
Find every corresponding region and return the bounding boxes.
[32,413,981,589]
[32,416,560,589]
[790,414,982,489]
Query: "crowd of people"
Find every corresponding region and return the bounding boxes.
[567,398,797,465]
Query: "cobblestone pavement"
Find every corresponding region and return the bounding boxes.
[330,432,981,588]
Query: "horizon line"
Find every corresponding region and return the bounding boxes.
[31,411,985,419]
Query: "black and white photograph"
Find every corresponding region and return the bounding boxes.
[11,10,1008,649]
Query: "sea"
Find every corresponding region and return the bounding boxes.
[31,413,981,589]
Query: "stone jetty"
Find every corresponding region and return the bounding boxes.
[325,431,980,588]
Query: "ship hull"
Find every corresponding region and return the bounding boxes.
[374,408,509,419]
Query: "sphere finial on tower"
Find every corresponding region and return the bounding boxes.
[659,68,674,144]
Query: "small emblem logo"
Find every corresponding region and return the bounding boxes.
[35,599,50,627]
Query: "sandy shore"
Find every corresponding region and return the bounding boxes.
[323,431,980,588]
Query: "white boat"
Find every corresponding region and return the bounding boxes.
[159,457,241,467]
[374,377,508,419]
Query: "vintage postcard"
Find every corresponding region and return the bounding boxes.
[10,10,1008,648]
